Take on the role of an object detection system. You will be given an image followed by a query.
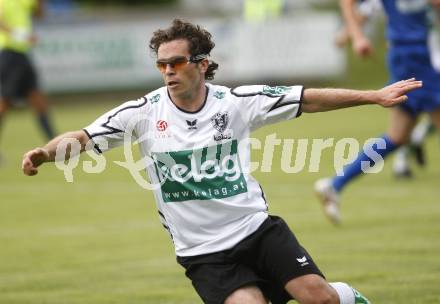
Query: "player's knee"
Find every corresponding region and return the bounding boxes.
[286,275,339,304]
[387,133,408,146]
[394,137,408,146]
[311,291,338,304]
[224,285,267,304]
[298,285,338,304]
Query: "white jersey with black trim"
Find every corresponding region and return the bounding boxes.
[84,83,303,256]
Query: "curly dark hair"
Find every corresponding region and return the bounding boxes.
[149,19,219,80]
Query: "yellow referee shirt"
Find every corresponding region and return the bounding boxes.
[244,0,284,23]
[0,0,36,53]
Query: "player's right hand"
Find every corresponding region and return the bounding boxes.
[22,148,50,176]
[352,36,373,58]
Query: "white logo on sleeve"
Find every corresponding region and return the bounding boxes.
[296,256,309,267]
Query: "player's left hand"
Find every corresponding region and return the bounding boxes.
[375,78,423,107]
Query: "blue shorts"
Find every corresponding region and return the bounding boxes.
[387,43,440,117]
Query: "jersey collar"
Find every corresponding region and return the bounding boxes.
[167,85,209,114]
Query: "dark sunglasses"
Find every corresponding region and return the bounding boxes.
[156,54,207,73]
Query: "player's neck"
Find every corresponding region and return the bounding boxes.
[169,82,207,112]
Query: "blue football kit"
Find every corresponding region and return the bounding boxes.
[331,0,440,193]
[383,0,440,116]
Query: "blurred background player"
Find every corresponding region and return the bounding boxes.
[392,1,440,178]
[335,0,439,179]
[315,0,440,224]
[0,0,56,160]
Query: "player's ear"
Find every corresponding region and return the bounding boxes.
[199,59,209,74]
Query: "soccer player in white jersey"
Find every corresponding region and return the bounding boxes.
[22,19,422,304]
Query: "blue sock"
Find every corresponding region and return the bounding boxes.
[332,135,398,192]
[38,113,55,139]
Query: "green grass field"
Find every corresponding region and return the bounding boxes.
[1,89,440,304]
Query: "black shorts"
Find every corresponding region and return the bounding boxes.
[0,49,38,101]
[177,215,324,304]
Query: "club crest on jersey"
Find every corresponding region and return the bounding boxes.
[211,112,229,133]
[211,112,232,141]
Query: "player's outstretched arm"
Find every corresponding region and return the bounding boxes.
[22,130,90,176]
[301,78,423,113]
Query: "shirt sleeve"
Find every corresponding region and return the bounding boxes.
[230,85,303,132]
[83,98,149,153]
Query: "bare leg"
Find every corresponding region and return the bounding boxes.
[286,274,372,304]
[224,285,268,304]
[285,274,339,304]
[429,108,440,133]
[386,107,417,145]
[28,89,56,139]
[0,97,8,115]
[385,107,417,179]
[0,98,10,163]
[0,97,10,138]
